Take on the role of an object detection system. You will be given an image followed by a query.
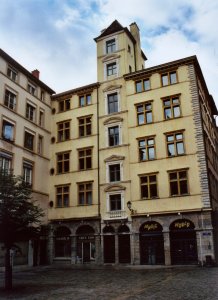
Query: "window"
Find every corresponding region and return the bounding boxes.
[39,110,44,127]
[106,38,116,54]
[24,131,34,151]
[169,170,189,196]
[78,148,92,170]
[57,152,70,174]
[2,120,14,141]
[0,152,12,173]
[138,137,155,161]
[166,132,185,156]
[110,194,121,211]
[37,136,43,155]
[136,102,153,125]
[79,116,92,137]
[107,93,118,114]
[4,89,17,110]
[140,174,158,199]
[7,66,18,81]
[40,91,45,101]
[107,62,117,76]
[108,126,119,146]
[26,103,36,122]
[163,96,181,119]
[161,71,177,86]
[109,164,120,182]
[23,161,33,186]
[59,99,70,112]
[78,182,92,205]
[28,82,36,96]
[57,121,70,142]
[56,185,69,207]
[79,94,91,107]
[135,78,150,93]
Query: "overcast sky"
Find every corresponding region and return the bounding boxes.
[0,0,218,108]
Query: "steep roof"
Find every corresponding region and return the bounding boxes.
[94,20,136,44]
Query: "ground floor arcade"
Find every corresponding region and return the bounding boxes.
[46,211,215,266]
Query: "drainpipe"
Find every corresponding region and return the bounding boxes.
[97,84,101,242]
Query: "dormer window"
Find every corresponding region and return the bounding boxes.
[106,38,116,54]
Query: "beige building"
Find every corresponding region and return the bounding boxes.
[0,49,54,265]
[1,20,218,266]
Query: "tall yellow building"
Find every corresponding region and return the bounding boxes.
[1,20,218,266]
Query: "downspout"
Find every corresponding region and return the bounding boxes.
[97,84,101,241]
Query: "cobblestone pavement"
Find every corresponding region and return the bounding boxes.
[0,265,218,300]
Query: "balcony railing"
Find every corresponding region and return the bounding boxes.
[104,210,127,220]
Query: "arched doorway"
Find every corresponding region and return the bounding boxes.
[103,225,115,263]
[170,219,198,264]
[76,225,95,263]
[140,221,164,265]
[118,225,131,263]
[54,226,71,257]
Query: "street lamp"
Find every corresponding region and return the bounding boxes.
[127,201,136,214]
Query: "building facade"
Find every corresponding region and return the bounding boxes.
[1,20,218,266]
[0,49,54,266]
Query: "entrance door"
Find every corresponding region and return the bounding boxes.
[83,243,91,263]
[140,235,165,265]
[170,219,198,265]
[103,235,115,263]
[118,234,131,263]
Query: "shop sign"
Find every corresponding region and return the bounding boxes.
[141,221,162,232]
[173,220,191,229]
[78,235,95,241]
[56,236,70,241]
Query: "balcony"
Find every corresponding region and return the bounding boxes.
[104,210,127,220]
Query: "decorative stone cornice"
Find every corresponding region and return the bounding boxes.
[103,84,122,92]
[102,54,120,62]
[104,155,125,162]
[104,184,126,192]
[103,117,123,125]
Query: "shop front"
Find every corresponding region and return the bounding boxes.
[170,219,198,265]
[76,225,95,263]
[140,221,165,265]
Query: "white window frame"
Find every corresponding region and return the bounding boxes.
[104,59,119,80]
[2,118,15,142]
[104,35,118,54]
[27,82,37,96]
[105,122,122,147]
[106,160,123,183]
[24,129,35,151]
[104,89,121,115]
[26,101,37,122]
[23,160,33,185]
[0,151,12,172]
[7,66,18,82]
[4,87,17,110]
[106,190,124,212]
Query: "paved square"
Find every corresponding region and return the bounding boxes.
[0,266,218,299]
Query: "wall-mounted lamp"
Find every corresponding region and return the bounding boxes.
[127,201,136,215]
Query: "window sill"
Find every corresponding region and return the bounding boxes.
[166,154,186,158]
[170,194,190,198]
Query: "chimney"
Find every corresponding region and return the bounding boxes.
[32,69,40,79]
